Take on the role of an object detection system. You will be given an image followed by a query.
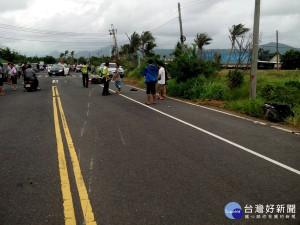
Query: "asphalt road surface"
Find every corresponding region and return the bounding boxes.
[0,71,300,225]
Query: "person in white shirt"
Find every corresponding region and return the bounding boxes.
[9,63,17,91]
[157,61,165,100]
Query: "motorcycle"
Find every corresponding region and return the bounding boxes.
[24,78,39,91]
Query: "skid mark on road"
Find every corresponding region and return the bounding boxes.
[118,126,126,146]
[88,156,95,194]
[81,121,87,137]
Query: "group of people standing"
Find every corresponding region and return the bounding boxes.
[0,62,40,95]
[143,60,168,105]
[81,61,122,96]
[80,59,168,104]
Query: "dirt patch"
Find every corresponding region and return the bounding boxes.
[195,99,227,108]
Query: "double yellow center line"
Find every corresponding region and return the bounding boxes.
[52,86,97,225]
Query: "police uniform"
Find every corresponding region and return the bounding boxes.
[82,64,89,88]
[102,66,110,96]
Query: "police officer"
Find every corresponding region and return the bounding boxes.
[102,62,111,96]
[82,62,89,88]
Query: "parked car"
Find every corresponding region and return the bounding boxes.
[76,65,82,73]
[48,64,70,76]
[97,63,124,78]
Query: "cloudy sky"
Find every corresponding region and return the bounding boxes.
[0,0,299,56]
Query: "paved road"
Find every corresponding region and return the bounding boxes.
[0,71,299,225]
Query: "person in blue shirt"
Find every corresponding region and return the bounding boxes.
[143,60,158,105]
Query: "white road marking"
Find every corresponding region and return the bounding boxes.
[271,126,295,133]
[119,93,300,176]
[87,110,89,117]
[253,121,267,125]
[88,103,90,108]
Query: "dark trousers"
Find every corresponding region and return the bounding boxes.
[82,73,89,87]
[102,80,110,95]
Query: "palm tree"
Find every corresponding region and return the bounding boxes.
[129,32,141,54]
[120,44,130,56]
[70,51,75,63]
[64,50,69,58]
[59,52,64,62]
[226,24,249,68]
[194,33,212,59]
[140,31,156,58]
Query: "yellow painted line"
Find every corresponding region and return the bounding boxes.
[55,87,97,225]
[52,86,76,225]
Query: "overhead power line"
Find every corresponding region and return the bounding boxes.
[0,23,108,37]
[181,0,219,9]
[150,17,178,32]
[0,36,111,44]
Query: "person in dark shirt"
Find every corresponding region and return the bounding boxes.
[21,62,28,79]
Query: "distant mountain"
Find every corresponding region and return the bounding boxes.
[259,42,300,54]
[48,50,60,58]
[153,49,174,58]
[46,46,113,59]
[46,42,299,59]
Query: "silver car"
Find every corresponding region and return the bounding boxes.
[98,63,124,78]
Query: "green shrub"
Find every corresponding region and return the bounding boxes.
[166,53,219,83]
[166,76,229,101]
[227,70,244,89]
[127,68,143,80]
[259,82,300,105]
[225,98,265,118]
[201,81,229,101]
[285,104,300,126]
[230,81,250,100]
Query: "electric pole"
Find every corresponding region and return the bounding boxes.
[110,24,119,62]
[178,2,185,52]
[276,30,279,70]
[250,0,261,99]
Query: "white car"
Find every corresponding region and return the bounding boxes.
[98,63,124,78]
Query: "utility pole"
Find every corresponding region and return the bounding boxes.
[250,0,261,99]
[110,24,119,62]
[178,2,185,52]
[276,30,279,70]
